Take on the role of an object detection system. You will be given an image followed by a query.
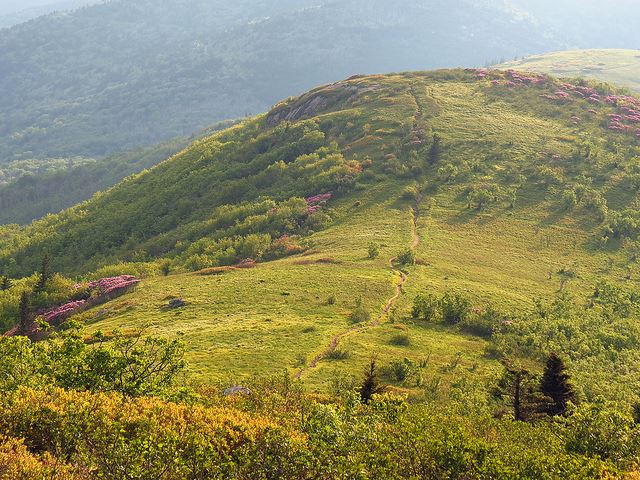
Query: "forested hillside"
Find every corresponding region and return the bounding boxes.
[0,120,237,224]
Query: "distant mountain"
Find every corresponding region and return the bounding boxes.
[0,0,554,164]
[0,0,96,28]
[509,0,640,49]
[499,49,640,92]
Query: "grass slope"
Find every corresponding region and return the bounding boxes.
[499,49,640,92]
[4,69,640,397]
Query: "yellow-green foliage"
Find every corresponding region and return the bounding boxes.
[0,387,305,479]
[0,384,625,479]
[0,436,76,479]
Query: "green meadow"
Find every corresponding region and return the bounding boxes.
[500,49,640,92]
[3,69,640,398]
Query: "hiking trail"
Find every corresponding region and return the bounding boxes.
[293,194,423,379]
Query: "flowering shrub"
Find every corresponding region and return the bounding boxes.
[305,192,333,214]
[42,300,87,325]
[38,275,141,327]
[87,275,140,297]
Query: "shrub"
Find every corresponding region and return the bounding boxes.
[160,260,171,276]
[396,248,416,266]
[563,402,640,462]
[295,353,307,367]
[0,436,77,479]
[390,334,411,346]
[386,358,420,385]
[467,184,501,210]
[561,189,578,210]
[0,387,304,479]
[327,294,337,305]
[440,292,471,325]
[437,163,459,183]
[0,327,185,397]
[459,305,502,338]
[367,243,380,259]
[402,184,419,200]
[349,297,371,324]
[89,262,159,280]
[412,294,439,322]
[326,348,351,360]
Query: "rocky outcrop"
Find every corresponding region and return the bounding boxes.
[266,79,379,125]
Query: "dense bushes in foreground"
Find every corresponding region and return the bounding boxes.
[0,377,628,479]
[0,320,638,477]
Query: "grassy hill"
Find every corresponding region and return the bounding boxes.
[500,49,640,92]
[3,68,640,475]
[3,68,640,402]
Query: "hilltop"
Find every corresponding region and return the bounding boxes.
[500,49,640,92]
[3,69,640,403]
[3,1,640,226]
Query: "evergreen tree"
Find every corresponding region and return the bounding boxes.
[19,291,32,334]
[36,254,52,292]
[360,359,385,404]
[493,363,542,421]
[632,403,640,425]
[539,353,576,416]
[0,276,9,291]
[428,133,442,165]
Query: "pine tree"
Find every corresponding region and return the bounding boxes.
[428,133,441,165]
[19,291,31,334]
[0,276,9,291]
[36,254,52,292]
[493,362,545,421]
[632,403,640,425]
[539,353,576,416]
[360,359,385,404]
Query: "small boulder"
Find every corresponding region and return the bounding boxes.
[168,299,186,309]
[223,386,252,396]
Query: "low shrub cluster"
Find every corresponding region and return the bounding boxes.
[412,291,472,325]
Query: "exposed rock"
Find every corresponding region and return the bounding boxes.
[223,386,252,396]
[168,299,187,308]
[266,80,379,125]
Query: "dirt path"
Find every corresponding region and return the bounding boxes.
[294,91,426,380]
[293,195,422,380]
